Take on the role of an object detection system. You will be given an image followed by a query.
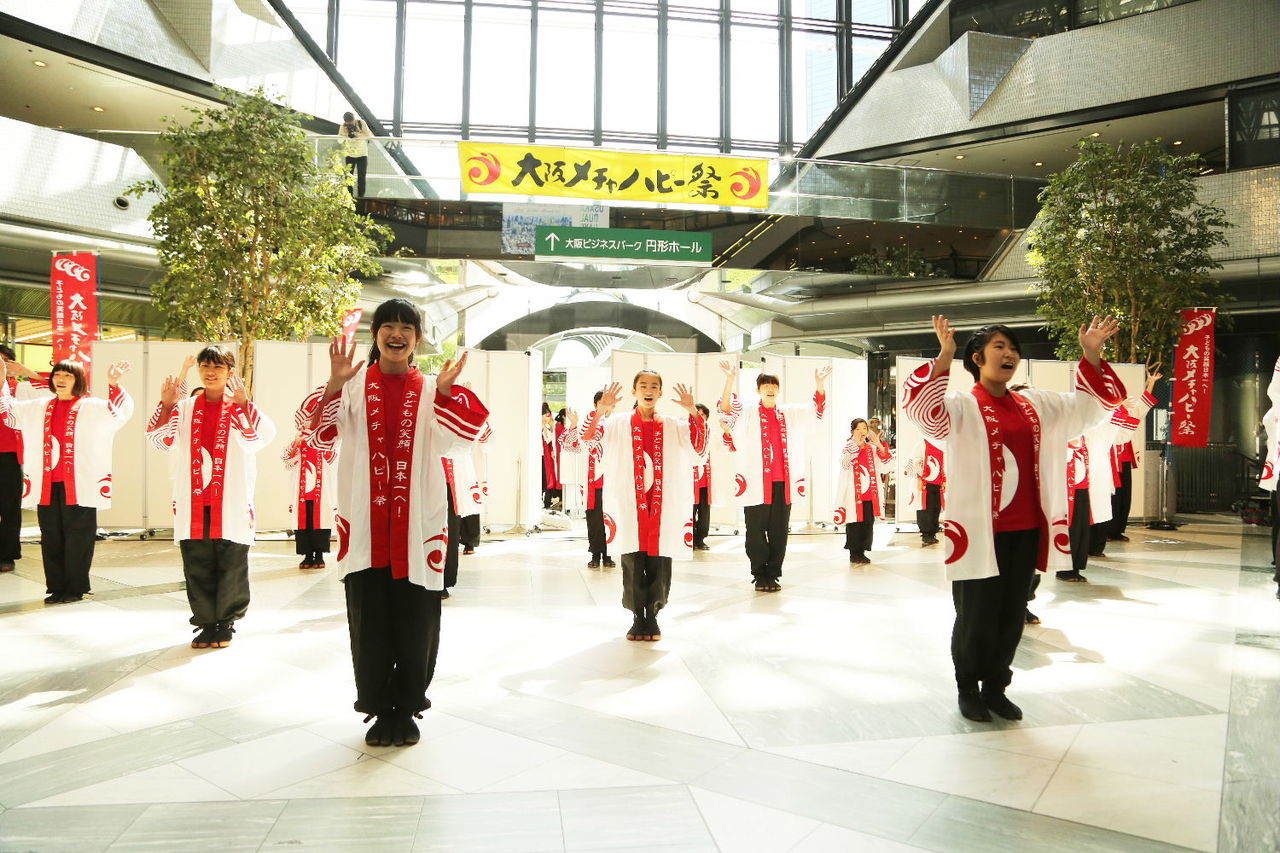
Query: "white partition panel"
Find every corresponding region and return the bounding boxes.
[694,353,740,527]
[460,348,543,527]
[92,341,238,532]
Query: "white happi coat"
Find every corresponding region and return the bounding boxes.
[2,384,133,509]
[1110,390,1157,472]
[1260,357,1280,492]
[833,438,893,524]
[315,367,488,591]
[147,393,277,545]
[283,439,338,529]
[591,410,703,559]
[445,421,490,517]
[722,392,824,507]
[902,359,1124,581]
[1071,389,1158,523]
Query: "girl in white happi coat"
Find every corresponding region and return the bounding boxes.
[440,416,490,592]
[901,316,1125,724]
[1105,373,1160,545]
[0,346,49,573]
[283,387,338,570]
[313,298,487,748]
[834,417,893,565]
[1260,356,1280,594]
[581,371,707,642]
[2,359,133,603]
[717,360,829,591]
[562,395,613,568]
[148,346,276,649]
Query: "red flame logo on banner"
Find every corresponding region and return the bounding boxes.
[684,520,695,548]
[425,533,448,572]
[729,167,762,201]
[466,153,501,185]
[98,475,111,499]
[1052,518,1071,554]
[833,507,846,525]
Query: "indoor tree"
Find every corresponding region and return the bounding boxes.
[1026,139,1231,371]
[128,87,391,390]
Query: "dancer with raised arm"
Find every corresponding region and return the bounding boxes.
[148,346,276,647]
[834,418,893,565]
[1103,372,1161,546]
[312,298,488,747]
[580,371,706,641]
[691,403,713,551]
[0,346,49,573]
[283,388,337,570]
[562,394,614,569]
[718,361,828,591]
[2,359,132,602]
[901,315,1125,722]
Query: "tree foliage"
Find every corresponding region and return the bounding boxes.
[1026,139,1231,371]
[128,87,391,390]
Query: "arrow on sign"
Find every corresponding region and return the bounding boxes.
[546,232,560,251]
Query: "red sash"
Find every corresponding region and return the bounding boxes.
[41,397,81,505]
[971,383,1042,523]
[296,443,324,527]
[1067,439,1090,522]
[366,364,424,577]
[758,404,790,502]
[190,392,231,539]
[631,409,664,554]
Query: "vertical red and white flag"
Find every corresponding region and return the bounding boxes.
[50,252,99,376]
[341,307,363,347]
[1171,308,1216,447]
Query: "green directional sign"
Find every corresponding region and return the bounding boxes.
[534,226,712,265]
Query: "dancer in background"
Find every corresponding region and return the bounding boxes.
[903,315,1124,723]
[148,346,276,648]
[441,414,490,596]
[541,403,564,509]
[2,359,133,603]
[834,418,892,565]
[314,299,487,747]
[458,420,491,557]
[1259,356,1280,595]
[719,361,829,592]
[283,388,337,570]
[562,394,614,569]
[0,345,48,573]
[691,403,713,551]
[1106,373,1161,544]
[582,371,706,642]
[916,440,946,547]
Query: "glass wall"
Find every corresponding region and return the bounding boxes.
[1230,84,1280,171]
[303,0,907,155]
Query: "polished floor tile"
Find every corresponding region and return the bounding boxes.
[0,514,1274,851]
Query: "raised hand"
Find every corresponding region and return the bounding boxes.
[180,354,197,375]
[719,359,738,378]
[815,365,831,391]
[670,383,696,414]
[160,375,182,406]
[566,407,579,428]
[226,374,249,407]
[933,315,956,357]
[327,336,364,391]
[1078,315,1120,365]
[597,382,624,416]
[106,360,131,385]
[436,350,469,396]
[1146,371,1163,392]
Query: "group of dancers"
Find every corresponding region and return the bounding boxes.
[2,303,1277,743]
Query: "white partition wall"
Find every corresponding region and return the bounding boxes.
[458,348,544,528]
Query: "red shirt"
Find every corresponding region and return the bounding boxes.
[48,398,75,483]
[990,394,1039,532]
[760,406,789,485]
[1115,442,1137,466]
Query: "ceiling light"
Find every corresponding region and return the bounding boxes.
[954,154,965,160]
[33,60,47,67]
[1033,161,1044,167]
[92,106,105,112]
[1172,140,1184,146]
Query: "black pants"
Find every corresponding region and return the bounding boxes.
[179,506,251,627]
[586,488,608,558]
[918,483,942,540]
[951,527,1040,691]
[459,514,480,550]
[744,481,791,581]
[692,486,710,548]
[294,500,331,556]
[345,155,367,197]
[1088,522,1110,557]
[37,482,97,597]
[444,487,460,589]
[844,501,874,557]
[543,487,561,509]
[1272,491,1279,581]
[621,552,672,614]
[1109,462,1133,538]
[0,452,22,563]
[344,566,441,716]
[1068,488,1092,573]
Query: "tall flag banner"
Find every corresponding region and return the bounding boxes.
[459,142,769,209]
[50,252,99,375]
[1171,308,1216,447]
[341,307,364,347]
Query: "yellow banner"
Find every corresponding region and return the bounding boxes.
[458,142,769,209]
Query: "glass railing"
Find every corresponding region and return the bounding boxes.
[78,131,1046,230]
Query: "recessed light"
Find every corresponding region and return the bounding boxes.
[954,154,965,160]
[1033,161,1044,167]
[33,60,47,67]
[1089,132,1101,138]
[92,106,105,112]
[1172,140,1183,146]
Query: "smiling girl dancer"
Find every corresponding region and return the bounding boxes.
[581,371,706,642]
[313,299,488,747]
[902,315,1125,723]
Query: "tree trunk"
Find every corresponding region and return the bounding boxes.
[240,337,256,398]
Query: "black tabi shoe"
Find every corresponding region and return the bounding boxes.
[191,625,215,649]
[849,553,871,565]
[393,711,421,746]
[210,622,235,648]
[958,689,992,722]
[646,615,661,642]
[0,561,14,572]
[462,547,475,556]
[981,690,1023,721]
[1025,610,1041,625]
[921,537,938,546]
[61,594,84,602]
[1109,535,1130,542]
[1056,570,1087,582]
[364,714,394,747]
[602,557,616,568]
[440,588,451,599]
[626,613,646,641]
[587,558,601,569]
[43,594,62,604]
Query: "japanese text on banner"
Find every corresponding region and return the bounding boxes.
[459,142,769,209]
[50,252,99,377]
[1171,308,1215,447]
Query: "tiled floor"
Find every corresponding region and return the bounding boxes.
[0,515,1277,852]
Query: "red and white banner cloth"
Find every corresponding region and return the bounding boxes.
[50,252,99,374]
[341,308,364,347]
[1260,356,1280,492]
[1171,309,1216,447]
